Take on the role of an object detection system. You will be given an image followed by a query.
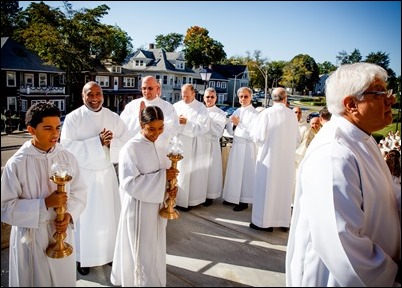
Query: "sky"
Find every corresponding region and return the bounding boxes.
[19,1,401,76]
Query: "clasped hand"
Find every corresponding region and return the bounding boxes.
[99,128,113,147]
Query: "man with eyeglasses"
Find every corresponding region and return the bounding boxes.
[202,87,228,207]
[120,75,179,151]
[286,63,400,286]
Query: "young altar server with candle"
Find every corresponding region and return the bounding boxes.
[1,102,87,287]
[111,105,178,287]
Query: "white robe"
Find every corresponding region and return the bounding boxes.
[111,133,170,287]
[205,105,228,199]
[60,105,128,267]
[120,96,179,149]
[222,105,258,204]
[286,115,401,287]
[173,99,210,207]
[1,141,87,287]
[250,103,299,227]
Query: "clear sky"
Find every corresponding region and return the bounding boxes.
[19,1,401,76]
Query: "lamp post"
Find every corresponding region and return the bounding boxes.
[232,71,245,107]
[199,68,212,102]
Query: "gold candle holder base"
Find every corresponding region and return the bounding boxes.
[46,240,73,258]
[159,199,180,219]
[159,153,183,220]
[46,174,73,259]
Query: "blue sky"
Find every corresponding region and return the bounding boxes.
[20,1,401,75]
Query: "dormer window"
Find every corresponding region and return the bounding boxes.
[112,66,121,73]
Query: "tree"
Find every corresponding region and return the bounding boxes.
[155,33,183,52]
[336,48,362,65]
[317,61,337,75]
[183,26,226,68]
[1,1,21,37]
[281,54,319,94]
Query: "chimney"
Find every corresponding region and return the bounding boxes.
[149,43,155,49]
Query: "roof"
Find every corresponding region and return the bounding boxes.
[123,48,195,74]
[1,37,64,73]
[210,64,247,79]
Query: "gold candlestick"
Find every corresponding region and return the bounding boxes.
[160,137,184,220]
[159,153,183,219]
[46,163,73,258]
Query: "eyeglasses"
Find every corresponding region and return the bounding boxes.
[141,87,155,91]
[239,95,249,99]
[362,89,393,98]
[205,96,215,99]
[294,111,301,114]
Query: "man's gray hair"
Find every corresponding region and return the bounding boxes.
[272,87,287,101]
[325,62,387,115]
[205,87,216,93]
[237,87,252,96]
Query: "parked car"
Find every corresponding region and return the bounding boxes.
[225,107,237,118]
[306,111,319,123]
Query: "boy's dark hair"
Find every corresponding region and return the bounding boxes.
[25,102,61,128]
[140,105,164,125]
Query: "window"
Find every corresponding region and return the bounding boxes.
[124,77,135,87]
[7,72,16,87]
[222,82,227,89]
[7,97,17,111]
[25,73,34,87]
[112,66,121,73]
[39,73,47,87]
[163,75,168,85]
[49,100,65,112]
[183,77,187,84]
[95,76,110,87]
[216,82,221,88]
[209,81,215,88]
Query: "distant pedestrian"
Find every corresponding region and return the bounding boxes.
[1,102,87,286]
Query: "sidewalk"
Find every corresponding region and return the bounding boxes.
[1,198,288,287]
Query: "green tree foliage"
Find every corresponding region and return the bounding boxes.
[183,26,226,68]
[269,61,287,88]
[281,54,319,94]
[365,51,398,93]
[317,61,337,75]
[1,1,21,37]
[155,33,183,52]
[336,48,362,65]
